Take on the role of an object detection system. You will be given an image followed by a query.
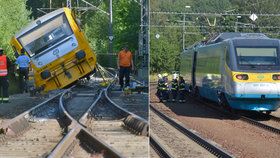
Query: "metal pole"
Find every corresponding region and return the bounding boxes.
[108,0,113,54]
[50,0,52,9]
[67,0,72,8]
[183,14,186,51]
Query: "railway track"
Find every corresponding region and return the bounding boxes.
[49,84,123,158]
[151,83,280,135]
[108,84,149,120]
[150,134,172,158]
[150,104,232,158]
[0,71,132,157]
[0,89,69,157]
[150,83,280,157]
[0,84,119,158]
[193,97,280,135]
[77,84,149,158]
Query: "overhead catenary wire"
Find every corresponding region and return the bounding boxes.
[150,11,280,17]
[147,24,280,29]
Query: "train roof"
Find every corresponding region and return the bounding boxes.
[207,32,269,44]
[15,8,67,38]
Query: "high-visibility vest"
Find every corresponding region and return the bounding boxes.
[171,79,178,90]
[0,55,7,76]
[179,81,186,91]
[158,81,168,90]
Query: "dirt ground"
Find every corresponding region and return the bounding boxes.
[150,84,280,158]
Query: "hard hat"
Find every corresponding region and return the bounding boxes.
[173,73,178,79]
[157,74,162,79]
[162,73,168,77]
[206,74,212,79]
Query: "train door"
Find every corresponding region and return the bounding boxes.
[191,51,198,89]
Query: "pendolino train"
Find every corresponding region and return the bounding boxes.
[180,33,280,113]
[11,8,96,92]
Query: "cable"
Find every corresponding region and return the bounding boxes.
[151,11,280,17]
[147,25,280,29]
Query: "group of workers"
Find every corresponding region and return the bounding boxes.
[157,73,186,103]
[0,48,30,103]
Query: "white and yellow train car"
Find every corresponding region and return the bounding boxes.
[11,8,96,92]
[180,33,280,113]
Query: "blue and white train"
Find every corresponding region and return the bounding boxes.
[180,33,280,113]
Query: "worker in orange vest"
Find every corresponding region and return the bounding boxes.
[117,46,134,90]
[0,48,11,103]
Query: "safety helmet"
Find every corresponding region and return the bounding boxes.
[206,74,212,79]
[172,73,178,80]
[162,73,168,77]
[157,74,162,79]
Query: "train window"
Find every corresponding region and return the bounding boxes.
[236,47,279,66]
[18,14,73,57]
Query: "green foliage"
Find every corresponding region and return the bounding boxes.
[150,0,280,73]
[25,0,140,68]
[81,0,140,54]
[0,0,31,60]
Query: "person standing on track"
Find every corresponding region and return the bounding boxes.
[15,49,30,93]
[117,46,134,90]
[0,48,11,103]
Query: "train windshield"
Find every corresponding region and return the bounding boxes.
[18,14,73,57]
[236,47,279,68]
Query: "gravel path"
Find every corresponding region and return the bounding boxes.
[150,109,215,158]
[271,110,280,118]
[150,84,280,158]
[109,90,148,120]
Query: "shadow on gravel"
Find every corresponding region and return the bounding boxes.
[159,96,239,121]
[0,93,45,120]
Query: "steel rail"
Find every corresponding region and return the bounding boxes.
[193,96,280,135]
[239,115,280,134]
[76,79,148,157]
[259,112,280,123]
[150,134,173,158]
[150,104,233,158]
[49,76,124,158]
[105,79,148,123]
[0,88,69,135]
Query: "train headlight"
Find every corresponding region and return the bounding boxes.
[236,74,249,80]
[76,50,86,60]
[41,70,51,80]
[272,74,280,80]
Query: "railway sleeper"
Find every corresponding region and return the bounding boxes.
[0,117,30,136]
[123,115,148,136]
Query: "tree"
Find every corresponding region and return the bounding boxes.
[0,0,31,59]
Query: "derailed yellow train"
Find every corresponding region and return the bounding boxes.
[11,8,96,92]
